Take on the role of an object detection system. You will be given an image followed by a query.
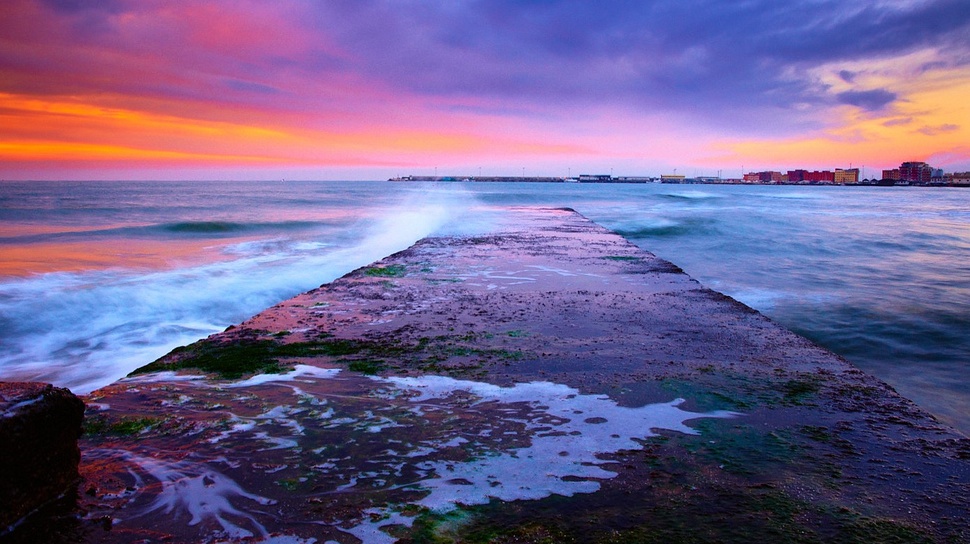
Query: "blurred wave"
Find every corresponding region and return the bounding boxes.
[0,181,484,393]
[0,180,967,434]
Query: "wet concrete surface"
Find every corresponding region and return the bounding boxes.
[11,207,969,543]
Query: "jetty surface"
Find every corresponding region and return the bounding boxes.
[15,207,968,543]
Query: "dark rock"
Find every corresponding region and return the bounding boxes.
[0,382,85,532]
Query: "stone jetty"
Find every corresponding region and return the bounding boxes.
[8,207,969,543]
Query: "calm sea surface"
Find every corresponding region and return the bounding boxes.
[1,181,967,434]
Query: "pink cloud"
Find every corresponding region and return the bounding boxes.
[2,0,970,179]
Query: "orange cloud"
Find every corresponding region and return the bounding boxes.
[710,65,970,171]
[0,91,590,177]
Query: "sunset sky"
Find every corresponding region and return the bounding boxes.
[2,0,969,180]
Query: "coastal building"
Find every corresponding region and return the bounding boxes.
[744,171,784,183]
[882,169,901,181]
[804,170,835,183]
[946,172,970,185]
[899,162,932,183]
[766,171,783,183]
[834,168,859,184]
[389,163,962,186]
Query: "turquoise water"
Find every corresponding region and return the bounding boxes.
[1,180,967,434]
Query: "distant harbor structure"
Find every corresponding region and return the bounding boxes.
[389,175,567,183]
[388,174,656,184]
[390,160,970,187]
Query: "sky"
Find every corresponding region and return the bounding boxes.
[1,0,969,180]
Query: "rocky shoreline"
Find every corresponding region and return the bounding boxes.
[5,207,969,543]
[0,382,84,533]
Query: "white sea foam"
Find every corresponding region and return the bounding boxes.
[203,367,736,542]
[227,365,341,388]
[101,450,277,540]
[122,371,209,384]
[666,190,720,200]
[341,375,736,541]
[81,362,737,541]
[0,188,488,395]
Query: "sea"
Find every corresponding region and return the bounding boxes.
[1,180,967,435]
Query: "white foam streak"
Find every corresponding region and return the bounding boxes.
[227,365,341,388]
[0,188,487,394]
[107,451,276,539]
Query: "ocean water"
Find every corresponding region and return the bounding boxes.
[1,180,967,435]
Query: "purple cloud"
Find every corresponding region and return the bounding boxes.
[917,124,960,135]
[836,89,898,111]
[303,0,970,133]
[39,0,124,13]
[3,0,970,138]
[884,117,913,127]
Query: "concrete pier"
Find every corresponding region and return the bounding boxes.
[14,207,968,543]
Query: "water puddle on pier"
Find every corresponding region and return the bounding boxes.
[82,366,737,543]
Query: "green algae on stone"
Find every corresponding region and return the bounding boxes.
[364,264,407,277]
[129,336,383,379]
[425,277,464,284]
[659,370,826,412]
[130,333,521,380]
[781,376,822,404]
[275,478,303,491]
[413,472,939,544]
[410,504,575,544]
[84,416,163,437]
[347,359,386,375]
[658,378,752,411]
[130,339,296,379]
[683,420,801,476]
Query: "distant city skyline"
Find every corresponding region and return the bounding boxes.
[391,158,970,186]
[1,1,969,181]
